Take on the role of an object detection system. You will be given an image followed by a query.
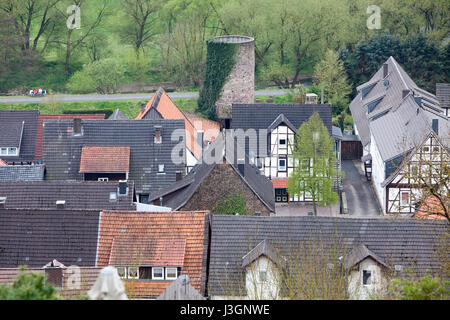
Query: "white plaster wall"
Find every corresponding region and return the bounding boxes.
[348,258,388,300]
[369,133,387,213]
[245,257,281,300]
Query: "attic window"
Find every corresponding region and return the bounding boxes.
[278,156,287,172]
[362,270,372,285]
[165,267,178,280]
[400,191,410,206]
[259,271,267,283]
[152,267,164,280]
[128,267,139,279]
[155,129,162,144]
[158,164,165,173]
[109,192,117,202]
[98,177,109,182]
[1,147,18,156]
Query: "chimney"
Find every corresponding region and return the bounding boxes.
[197,130,204,151]
[432,119,439,135]
[56,200,65,209]
[321,87,324,104]
[44,267,63,287]
[383,63,388,78]
[402,90,410,99]
[118,181,128,196]
[73,118,82,135]
[141,103,146,113]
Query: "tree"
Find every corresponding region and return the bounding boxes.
[313,49,352,115]
[0,267,60,300]
[120,0,162,53]
[212,193,248,215]
[390,272,449,300]
[66,58,125,94]
[288,112,343,216]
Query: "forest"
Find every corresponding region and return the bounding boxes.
[0,0,449,100]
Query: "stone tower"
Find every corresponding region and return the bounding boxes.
[213,36,255,128]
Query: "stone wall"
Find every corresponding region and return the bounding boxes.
[215,36,255,119]
[180,163,271,216]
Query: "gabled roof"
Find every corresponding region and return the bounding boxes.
[209,215,449,296]
[42,119,185,194]
[108,109,128,120]
[415,196,448,220]
[137,87,220,159]
[35,113,105,161]
[344,244,388,271]
[79,146,130,173]
[97,210,210,298]
[0,110,39,162]
[148,132,275,212]
[0,209,101,268]
[241,239,282,268]
[109,237,186,266]
[349,56,446,148]
[0,181,135,210]
[267,114,297,133]
[156,274,206,300]
[0,164,45,182]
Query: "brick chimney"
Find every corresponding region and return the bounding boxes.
[73,118,82,135]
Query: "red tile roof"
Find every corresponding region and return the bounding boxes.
[109,237,186,266]
[0,159,7,166]
[415,196,448,220]
[36,114,105,161]
[136,89,220,159]
[97,211,209,298]
[272,178,288,188]
[79,146,130,173]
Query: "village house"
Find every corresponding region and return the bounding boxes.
[208,215,448,300]
[147,132,275,215]
[0,180,136,210]
[42,118,186,203]
[231,103,342,203]
[96,210,210,299]
[136,87,220,172]
[349,57,449,215]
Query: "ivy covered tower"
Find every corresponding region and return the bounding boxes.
[197,35,255,128]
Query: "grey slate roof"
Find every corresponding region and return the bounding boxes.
[208,215,449,296]
[0,110,39,162]
[0,181,135,210]
[108,109,128,120]
[148,132,275,212]
[436,83,450,108]
[0,209,100,268]
[344,243,388,271]
[241,239,281,268]
[350,57,449,164]
[349,57,445,148]
[42,119,185,194]
[0,164,45,181]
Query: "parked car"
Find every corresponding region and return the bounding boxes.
[28,88,47,96]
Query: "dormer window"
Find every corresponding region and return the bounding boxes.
[152,267,164,280]
[165,267,178,280]
[155,128,162,144]
[362,270,372,285]
[0,147,18,156]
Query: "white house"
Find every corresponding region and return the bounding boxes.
[350,56,449,214]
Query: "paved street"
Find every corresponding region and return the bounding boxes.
[0,90,288,104]
[342,160,381,216]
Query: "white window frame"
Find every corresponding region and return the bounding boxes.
[109,192,117,201]
[152,267,164,280]
[154,129,162,144]
[128,266,139,279]
[400,191,410,206]
[362,269,372,286]
[278,157,287,172]
[158,164,165,173]
[98,177,109,182]
[0,148,7,155]
[165,267,178,280]
[116,266,126,279]
[8,147,18,155]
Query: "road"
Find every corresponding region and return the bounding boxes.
[0,90,288,104]
[342,160,381,216]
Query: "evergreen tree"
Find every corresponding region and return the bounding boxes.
[288,113,343,216]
